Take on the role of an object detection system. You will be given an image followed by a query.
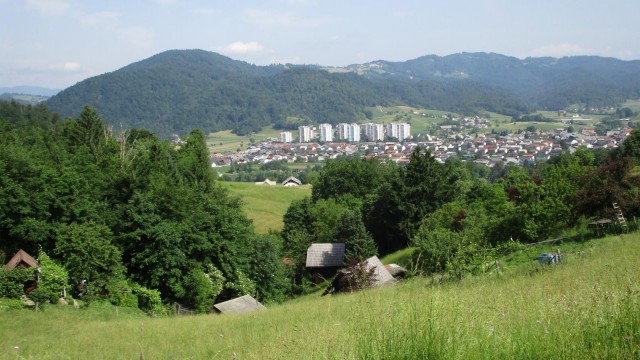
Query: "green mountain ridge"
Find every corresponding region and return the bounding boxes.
[46,50,640,137]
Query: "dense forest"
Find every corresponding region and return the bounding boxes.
[0,101,286,313]
[1,100,640,313]
[46,50,640,137]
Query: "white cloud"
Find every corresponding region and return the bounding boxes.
[48,61,82,72]
[62,62,81,71]
[25,0,70,16]
[530,43,586,58]
[218,41,264,55]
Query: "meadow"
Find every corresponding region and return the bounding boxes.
[2,231,638,359]
[207,126,282,153]
[221,182,311,233]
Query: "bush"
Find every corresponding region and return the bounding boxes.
[28,287,58,304]
[107,279,138,309]
[0,297,26,310]
[0,268,35,299]
[132,284,163,316]
[37,252,69,300]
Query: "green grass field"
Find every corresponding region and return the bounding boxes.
[207,126,282,153]
[2,231,639,359]
[221,182,311,233]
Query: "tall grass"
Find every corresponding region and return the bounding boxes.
[1,232,638,359]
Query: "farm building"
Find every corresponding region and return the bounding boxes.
[322,256,398,295]
[282,176,302,187]
[306,243,346,283]
[306,243,345,268]
[213,295,266,314]
[255,179,276,186]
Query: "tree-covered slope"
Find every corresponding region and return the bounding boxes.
[348,52,640,109]
[47,50,640,137]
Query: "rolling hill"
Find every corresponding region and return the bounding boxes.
[46,50,640,137]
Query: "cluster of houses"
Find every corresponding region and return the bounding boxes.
[210,127,634,169]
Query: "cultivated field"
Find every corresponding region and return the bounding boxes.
[222,182,311,233]
[2,232,638,359]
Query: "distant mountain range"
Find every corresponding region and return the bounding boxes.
[45,50,640,137]
[0,86,60,105]
[0,86,60,97]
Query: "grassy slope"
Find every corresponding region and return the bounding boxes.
[207,126,282,153]
[222,182,311,233]
[2,232,639,359]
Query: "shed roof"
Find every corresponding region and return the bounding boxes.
[4,249,38,270]
[306,243,345,268]
[282,176,302,186]
[213,295,266,314]
[364,256,397,287]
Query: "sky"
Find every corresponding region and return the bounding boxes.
[2,0,640,90]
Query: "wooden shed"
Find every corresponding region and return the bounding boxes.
[306,243,345,268]
[306,243,346,283]
[213,295,266,314]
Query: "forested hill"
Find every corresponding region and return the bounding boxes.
[46,50,640,137]
[344,53,640,109]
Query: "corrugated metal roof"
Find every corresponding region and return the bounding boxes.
[213,295,266,314]
[306,243,345,268]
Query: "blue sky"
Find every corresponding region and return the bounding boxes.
[2,0,639,89]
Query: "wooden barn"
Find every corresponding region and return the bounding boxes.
[306,243,346,283]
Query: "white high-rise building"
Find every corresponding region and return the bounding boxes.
[347,123,360,142]
[337,123,349,140]
[385,123,411,141]
[319,123,333,142]
[280,131,293,143]
[337,123,361,142]
[298,126,313,143]
[363,123,384,142]
[385,123,398,139]
[397,123,411,141]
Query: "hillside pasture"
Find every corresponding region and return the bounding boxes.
[2,232,638,359]
[221,182,311,233]
[207,126,282,153]
[622,98,640,113]
[367,105,458,135]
